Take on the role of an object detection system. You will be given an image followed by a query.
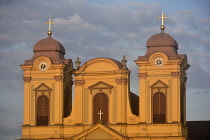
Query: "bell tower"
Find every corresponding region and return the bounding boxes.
[135,13,190,125]
[20,18,73,139]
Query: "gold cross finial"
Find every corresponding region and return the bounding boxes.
[158,12,167,31]
[158,12,167,25]
[46,18,54,35]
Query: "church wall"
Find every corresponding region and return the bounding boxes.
[83,88,89,123]
[21,54,188,140]
[70,58,135,126]
[19,16,190,139]
[21,55,73,128]
[51,83,55,124]
[168,80,172,122]
[21,123,187,139]
[137,53,184,124]
[113,87,117,122]
[146,80,151,122]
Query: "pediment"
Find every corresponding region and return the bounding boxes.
[34,83,52,91]
[79,128,116,139]
[72,123,124,140]
[150,80,168,88]
[89,81,113,90]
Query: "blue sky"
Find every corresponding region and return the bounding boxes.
[0,0,209,139]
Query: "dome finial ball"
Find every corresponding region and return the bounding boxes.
[160,25,165,31]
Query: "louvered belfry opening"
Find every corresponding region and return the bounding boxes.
[93,93,108,124]
[37,95,49,126]
[153,92,166,124]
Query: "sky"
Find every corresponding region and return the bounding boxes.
[0,0,209,139]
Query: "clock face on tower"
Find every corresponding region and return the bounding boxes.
[154,57,163,67]
[38,61,48,71]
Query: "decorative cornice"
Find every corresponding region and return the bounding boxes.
[54,76,64,81]
[171,72,180,78]
[23,77,32,83]
[115,79,128,85]
[138,73,147,79]
[74,80,85,86]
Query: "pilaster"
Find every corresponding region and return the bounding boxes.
[22,77,32,126]
[54,75,64,125]
[171,72,181,123]
[139,73,147,123]
[74,80,85,124]
[115,78,128,124]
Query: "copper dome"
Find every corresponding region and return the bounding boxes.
[146,31,178,49]
[33,35,65,54]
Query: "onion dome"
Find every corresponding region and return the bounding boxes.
[23,18,69,65]
[136,12,183,61]
[146,31,178,50]
[146,12,178,50]
[33,35,65,54]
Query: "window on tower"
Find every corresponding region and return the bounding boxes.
[153,92,166,124]
[37,95,49,126]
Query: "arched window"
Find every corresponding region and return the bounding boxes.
[37,95,49,126]
[153,92,165,124]
[93,93,108,124]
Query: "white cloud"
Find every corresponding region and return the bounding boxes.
[54,14,102,32]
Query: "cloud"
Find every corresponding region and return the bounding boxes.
[0,0,208,94]
[54,14,102,32]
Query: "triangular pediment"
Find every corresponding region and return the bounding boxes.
[72,122,124,140]
[89,81,113,90]
[34,83,52,91]
[150,80,168,88]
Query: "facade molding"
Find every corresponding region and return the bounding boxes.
[23,77,32,83]
[171,72,180,78]
[54,76,64,81]
[74,80,85,86]
[115,78,128,85]
[138,73,147,79]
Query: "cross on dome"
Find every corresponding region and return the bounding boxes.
[158,12,167,31]
[46,18,54,35]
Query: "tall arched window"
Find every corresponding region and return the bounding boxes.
[93,93,108,124]
[153,92,165,124]
[37,95,49,126]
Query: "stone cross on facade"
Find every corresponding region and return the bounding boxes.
[98,110,103,121]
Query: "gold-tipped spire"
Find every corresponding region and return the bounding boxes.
[158,12,167,30]
[46,18,54,35]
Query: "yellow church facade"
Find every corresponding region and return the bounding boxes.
[19,14,190,140]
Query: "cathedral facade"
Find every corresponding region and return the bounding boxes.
[19,14,190,140]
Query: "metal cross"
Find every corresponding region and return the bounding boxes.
[158,12,167,25]
[98,110,103,121]
[46,18,54,33]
